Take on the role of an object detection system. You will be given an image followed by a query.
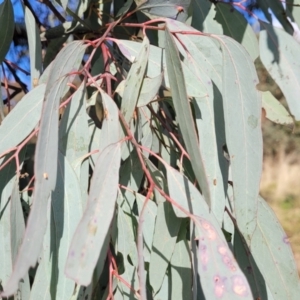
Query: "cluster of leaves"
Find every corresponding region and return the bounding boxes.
[1,0,300,299]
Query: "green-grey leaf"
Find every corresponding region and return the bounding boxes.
[169,225,192,299]
[59,82,89,207]
[0,159,16,293]
[121,36,149,124]
[164,25,211,206]
[115,39,205,97]
[59,82,89,162]
[116,204,138,266]
[250,197,300,300]
[216,35,262,244]
[234,224,272,300]
[0,0,14,63]
[5,41,87,288]
[138,74,163,107]
[194,216,253,299]
[0,84,45,157]
[25,6,42,87]
[116,0,133,18]
[119,150,144,210]
[262,91,293,125]
[2,78,69,296]
[136,193,157,262]
[99,91,120,151]
[10,178,30,299]
[136,0,190,22]
[166,164,213,219]
[29,151,83,299]
[65,143,121,286]
[149,201,182,294]
[45,41,87,96]
[260,24,300,120]
[165,19,227,224]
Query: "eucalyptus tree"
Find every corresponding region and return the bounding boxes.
[0,0,299,299]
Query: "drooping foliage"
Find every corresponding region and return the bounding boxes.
[0,0,299,299]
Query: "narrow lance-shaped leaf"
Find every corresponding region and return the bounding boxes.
[0,158,17,293]
[121,36,149,124]
[166,163,252,298]
[65,142,121,286]
[194,216,253,299]
[136,0,191,22]
[100,90,121,151]
[164,26,211,207]
[115,39,204,98]
[234,223,274,300]
[0,84,45,157]
[116,202,138,266]
[25,6,42,86]
[262,91,293,125]
[2,79,66,297]
[59,82,89,207]
[149,200,182,294]
[169,223,192,300]
[2,42,87,297]
[136,193,157,262]
[10,179,30,299]
[165,19,227,224]
[45,41,87,96]
[250,197,300,300]
[0,0,14,63]
[30,152,83,299]
[260,24,300,120]
[214,35,263,244]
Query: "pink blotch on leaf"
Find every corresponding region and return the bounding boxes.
[231,275,249,297]
[201,220,217,240]
[199,243,209,270]
[218,245,236,271]
[283,236,290,244]
[214,275,226,298]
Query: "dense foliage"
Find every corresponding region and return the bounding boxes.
[0,0,300,299]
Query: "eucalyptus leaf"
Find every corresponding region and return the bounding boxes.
[0,0,14,63]
[65,143,121,286]
[165,25,211,207]
[250,197,300,300]
[0,84,45,157]
[260,24,300,120]
[215,35,263,244]
[262,91,293,125]
[149,201,182,294]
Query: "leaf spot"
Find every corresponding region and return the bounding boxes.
[283,236,290,244]
[231,275,249,296]
[247,115,258,129]
[199,243,208,270]
[214,275,226,298]
[88,222,98,236]
[201,220,217,240]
